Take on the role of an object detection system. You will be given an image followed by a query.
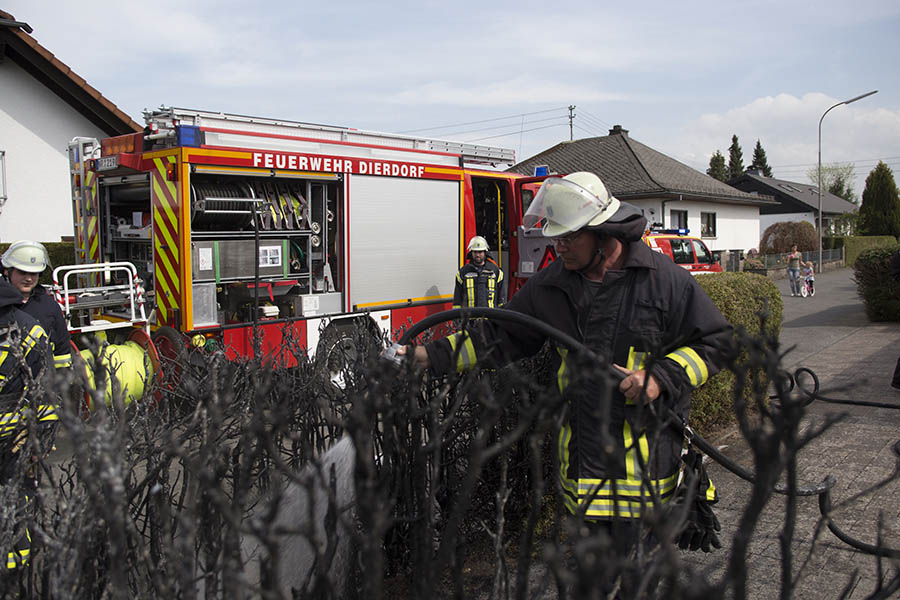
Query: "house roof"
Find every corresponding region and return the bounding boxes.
[1,10,141,135]
[729,170,857,216]
[509,126,777,206]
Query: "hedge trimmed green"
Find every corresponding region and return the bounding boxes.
[852,244,900,322]
[844,235,898,267]
[692,272,783,432]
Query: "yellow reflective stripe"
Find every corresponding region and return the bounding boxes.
[561,473,679,518]
[623,421,649,482]
[665,346,709,387]
[556,347,569,393]
[558,423,576,498]
[0,405,59,436]
[707,477,717,502]
[447,333,476,373]
[0,411,22,436]
[487,277,496,308]
[465,277,475,307]
[6,528,31,569]
[626,347,647,371]
[54,353,73,368]
[21,325,45,357]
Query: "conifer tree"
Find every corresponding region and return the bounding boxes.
[858,161,900,237]
[727,135,744,181]
[750,139,773,177]
[707,150,727,181]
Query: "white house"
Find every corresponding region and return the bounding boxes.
[0,10,139,243]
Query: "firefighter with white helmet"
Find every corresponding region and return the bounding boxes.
[403,172,733,594]
[0,276,54,572]
[1,241,72,370]
[452,235,505,309]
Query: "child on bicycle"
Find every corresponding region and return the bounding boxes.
[801,261,815,297]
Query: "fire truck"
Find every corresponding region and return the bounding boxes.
[66,107,545,378]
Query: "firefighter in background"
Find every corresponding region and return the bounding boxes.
[1,241,72,370]
[452,236,506,309]
[0,277,55,573]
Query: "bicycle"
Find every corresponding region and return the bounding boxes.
[800,267,815,298]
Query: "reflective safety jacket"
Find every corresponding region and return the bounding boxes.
[452,259,505,309]
[22,285,72,369]
[426,240,732,520]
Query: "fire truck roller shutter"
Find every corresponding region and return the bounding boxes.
[190,180,256,229]
[347,175,460,309]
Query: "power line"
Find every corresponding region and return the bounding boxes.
[439,115,568,138]
[577,109,613,130]
[466,122,567,143]
[399,107,568,134]
[771,156,900,169]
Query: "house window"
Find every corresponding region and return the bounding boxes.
[700,212,716,237]
[671,209,687,229]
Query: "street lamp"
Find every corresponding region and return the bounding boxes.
[817,90,878,273]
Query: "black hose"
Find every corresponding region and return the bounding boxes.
[784,367,900,410]
[398,306,900,557]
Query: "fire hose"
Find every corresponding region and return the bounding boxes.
[393,306,900,558]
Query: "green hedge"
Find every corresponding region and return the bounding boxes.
[0,241,76,285]
[844,235,898,267]
[692,272,783,432]
[823,236,845,250]
[852,244,900,322]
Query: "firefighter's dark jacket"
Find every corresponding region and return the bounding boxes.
[0,281,54,571]
[452,257,505,308]
[0,281,49,398]
[21,285,72,369]
[426,240,733,520]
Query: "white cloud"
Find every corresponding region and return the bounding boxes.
[660,93,899,183]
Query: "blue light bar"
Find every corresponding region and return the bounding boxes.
[650,228,690,235]
[176,125,203,147]
[533,165,549,177]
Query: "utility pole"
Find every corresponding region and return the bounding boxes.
[568,105,576,141]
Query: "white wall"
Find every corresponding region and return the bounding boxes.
[0,60,115,243]
[759,212,816,242]
[629,198,761,252]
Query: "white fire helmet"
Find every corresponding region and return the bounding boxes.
[467,236,490,252]
[1,240,50,273]
[523,172,620,238]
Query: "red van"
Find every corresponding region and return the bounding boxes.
[643,229,723,275]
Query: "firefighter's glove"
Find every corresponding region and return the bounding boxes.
[677,449,722,553]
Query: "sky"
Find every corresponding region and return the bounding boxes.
[6,0,900,193]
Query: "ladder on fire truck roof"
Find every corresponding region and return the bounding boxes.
[144,106,517,166]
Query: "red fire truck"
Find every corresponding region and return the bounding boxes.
[67,107,544,376]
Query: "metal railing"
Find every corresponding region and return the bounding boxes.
[760,248,843,270]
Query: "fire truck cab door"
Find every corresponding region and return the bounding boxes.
[513,176,553,284]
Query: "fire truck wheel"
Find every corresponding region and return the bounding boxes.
[151,326,189,408]
[316,320,382,391]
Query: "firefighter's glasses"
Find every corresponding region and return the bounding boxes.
[551,231,584,247]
